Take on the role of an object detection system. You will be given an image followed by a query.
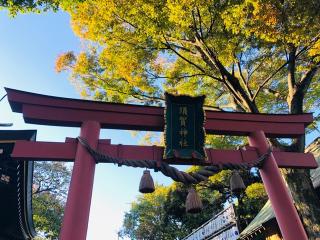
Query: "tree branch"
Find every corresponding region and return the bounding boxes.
[146,71,222,82]
[287,45,297,96]
[252,60,289,101]
[162,38,207,74]
[81,73,164,102]
[297,64,320,95]
[194,37,257,112]
[237,60,253,99]
[295,33,320,59]
[114,13,138,30]
[196,6,204,38]
[248,59,265,81]
[166,42,197,55]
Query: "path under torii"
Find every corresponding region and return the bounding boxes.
[5,88,318,240]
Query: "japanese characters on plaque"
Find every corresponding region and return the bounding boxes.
[179,105,189,148]
[163,93,207,161]
[183,205,239,240]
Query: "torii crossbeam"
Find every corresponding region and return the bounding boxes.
[5,88,318,240]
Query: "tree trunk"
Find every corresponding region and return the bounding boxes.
[282,81,320,238]
[281,132,320,239]
[281,166,320,239]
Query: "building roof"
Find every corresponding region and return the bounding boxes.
[240,201,274,239]
[0,130,37,239]
[240,137,320,239]
[309,138,320,188]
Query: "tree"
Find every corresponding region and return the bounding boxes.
[120,185,182,240]
[0,0,80,16]
[240,182,268,227]
[32,161,71,239]
[0,0,59,15]
[119,168,267,239]
[56,0,320,237]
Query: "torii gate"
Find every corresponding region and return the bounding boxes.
[5,88,318,240]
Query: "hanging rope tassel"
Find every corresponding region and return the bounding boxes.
[139,170,155,193]
[230,170,246,196]
[185,188,203,214]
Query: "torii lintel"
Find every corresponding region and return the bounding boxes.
[11,138,318,169]
[5,87,313,138]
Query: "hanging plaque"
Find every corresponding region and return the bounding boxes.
[164,93,207,161]
[182,205,239,240]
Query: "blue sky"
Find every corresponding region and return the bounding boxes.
[0,10,172,239]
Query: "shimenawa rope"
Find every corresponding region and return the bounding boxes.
[77,137,271,185]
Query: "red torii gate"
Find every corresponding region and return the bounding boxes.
[5,88,318,240]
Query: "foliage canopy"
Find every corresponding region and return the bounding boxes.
[119,171,267,240]
[2,0,320,237]
[57,0,320,114]
[32,162,71,239]
[56,0,320,237]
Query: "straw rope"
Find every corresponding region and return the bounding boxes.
[77,137,271,185]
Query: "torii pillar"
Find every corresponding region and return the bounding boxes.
[249,131,308,240]
[59,121,100,240]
